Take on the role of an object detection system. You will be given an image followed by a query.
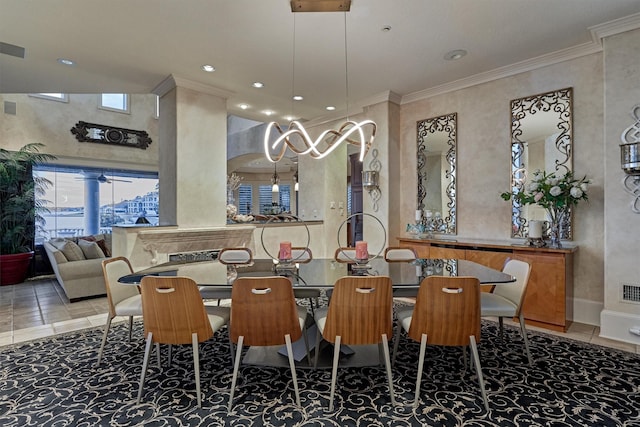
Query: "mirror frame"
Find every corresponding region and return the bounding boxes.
[510,87,573,239]
[417,112,457,235]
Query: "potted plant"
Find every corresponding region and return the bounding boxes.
[0,143,56,285]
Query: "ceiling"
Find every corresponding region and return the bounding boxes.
[1,0,639,124]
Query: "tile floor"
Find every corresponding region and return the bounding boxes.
[1,277,639,354]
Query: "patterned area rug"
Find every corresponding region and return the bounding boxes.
[1,320,639,426]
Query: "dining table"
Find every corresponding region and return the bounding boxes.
[119,257,515,368]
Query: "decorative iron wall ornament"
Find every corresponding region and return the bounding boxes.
[70,121,152,149]
[620,104,640,213]
[417,112,457,235]
[509,88,573,239]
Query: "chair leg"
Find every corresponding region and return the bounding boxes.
[168,344,173,367]
[413,333,427,408]
[314,326,322,368]
[498,317,504,338]
[228,331,235,367]
[469,335,489,412]
[228,336,244,413]
[136,332,153,405]
[307,297,315,317]
[127,316,134,342]
[391,320,402,365]
[96,315,114,366]
[155,343,161,368]
[302,326,311,367]
[285,334,301,406]
[328,335,341,411]
[381,333,396,406]
[518,314,533,366]
[192,333,202,408]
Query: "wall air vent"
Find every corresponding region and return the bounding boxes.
[621,283,640,304]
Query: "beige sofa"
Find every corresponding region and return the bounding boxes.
[43,234,112,301]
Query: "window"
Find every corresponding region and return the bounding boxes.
[100,93,129,113]
[29,93,69,102]
[238,184,252,214]
[33,165,158,243]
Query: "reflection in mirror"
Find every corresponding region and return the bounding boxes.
[510,87,573,238]
[417,113,456,235]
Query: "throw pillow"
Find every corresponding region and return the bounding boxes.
[78,239,105,259]
[80,235,111,257]
[59,240,86,261]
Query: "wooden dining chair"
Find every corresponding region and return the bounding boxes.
[333,247,358,263]
[481,258,533,366]
[383,246,417,262]
[289,247,320,315]
[228,276,310,412]
[200,247,254,302]
[136,275,230,408]
[96,256,143,366]
[314,275,396,411]
[392,275,489,411]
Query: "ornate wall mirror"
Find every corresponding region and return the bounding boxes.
[417,112,457,235]
[509,87,573,238]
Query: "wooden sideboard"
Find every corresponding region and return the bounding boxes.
[397,236,577,332]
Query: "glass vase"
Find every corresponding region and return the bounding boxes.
[546,207,566,248]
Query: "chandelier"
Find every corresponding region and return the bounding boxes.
[264,2,376,164]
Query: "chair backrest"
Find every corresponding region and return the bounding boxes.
[494,259,531,316]
[409,275,481,347]
[230,276,302,346]
[323,276,393,345]
[218,247,253,265]
[384,247,417,262]
[291,247,312,263]
[139,276,213,345]
[102,257,139,316]
[334,247,357,263]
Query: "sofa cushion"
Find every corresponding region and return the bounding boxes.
[52,249,68,264]
[79,235,111,257]
[58,240,85,261]
[78,239,105,259]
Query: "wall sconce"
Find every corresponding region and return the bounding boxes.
[362,148,382,211]
[293,168,299,192]
[620,104,640,213]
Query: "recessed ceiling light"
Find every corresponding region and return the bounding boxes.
[239,103,249,110]
[252,82,264,88]
[444,49,467,61]
[326,106,336,111]
[264,110,274,116]
[381,25,392,32]
[201,64,215,72]
[285,115,296,121]
[57,58,75,66]
[293,95,303,101]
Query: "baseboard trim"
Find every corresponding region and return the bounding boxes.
[600,309,640,345]
[568,297,603,327]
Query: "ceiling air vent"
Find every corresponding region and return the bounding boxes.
[0,42,26,59]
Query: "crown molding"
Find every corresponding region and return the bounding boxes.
[402,13,640,105]
[152,75,235,99]
[590,12,640,41]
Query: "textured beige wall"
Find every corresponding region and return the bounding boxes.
[601,28,640,341]
[399,53,605,308]
[0,93,158,170]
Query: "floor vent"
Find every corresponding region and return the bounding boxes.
[621,283,640,304]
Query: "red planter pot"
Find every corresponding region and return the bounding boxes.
[0,252,34,285]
